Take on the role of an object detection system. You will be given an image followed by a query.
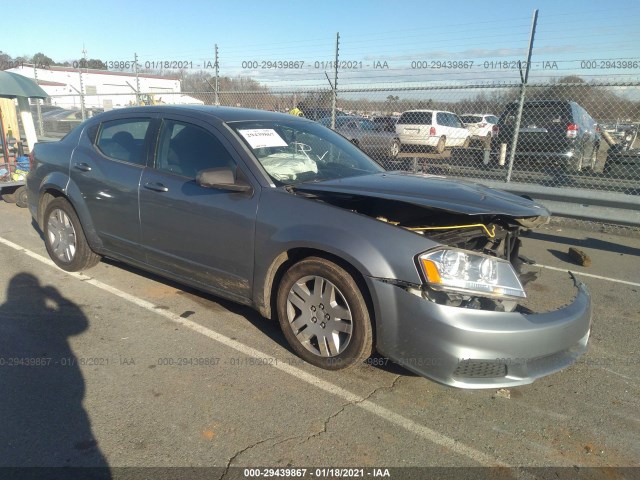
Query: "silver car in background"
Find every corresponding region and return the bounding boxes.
[27,106,591,388]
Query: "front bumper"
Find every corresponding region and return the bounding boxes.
[367,274,591,389]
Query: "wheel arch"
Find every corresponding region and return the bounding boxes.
[258,247,376,340]
[37,180,103,252]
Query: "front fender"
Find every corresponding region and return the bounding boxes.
[252,188,439,316]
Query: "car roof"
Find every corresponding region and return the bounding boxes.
[91,105,312,124]
[401,109,457,115]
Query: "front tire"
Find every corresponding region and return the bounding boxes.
[277,257,373,370]
[43,197,101,271]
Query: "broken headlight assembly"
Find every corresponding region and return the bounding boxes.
[418,248,526,301]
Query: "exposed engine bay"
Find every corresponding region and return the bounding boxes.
[293,188,550,313]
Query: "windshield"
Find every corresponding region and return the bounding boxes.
[230,120,384,185]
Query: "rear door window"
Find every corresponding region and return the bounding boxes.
[95,118,151,165]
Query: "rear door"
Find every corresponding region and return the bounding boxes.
[138,114,259,301]
[69,116,154,260]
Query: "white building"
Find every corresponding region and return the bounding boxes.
[8,65,203,109]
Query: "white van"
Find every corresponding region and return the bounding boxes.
[396,110,470,153]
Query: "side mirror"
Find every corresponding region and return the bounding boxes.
[196,167,252,193]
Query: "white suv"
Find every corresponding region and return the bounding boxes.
[460,113,499,138]
[396,110,470,153]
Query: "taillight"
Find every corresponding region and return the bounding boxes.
[567,123,579,138]
[29,151,35,171]
[492,125,499,135]
[429,126,436,136]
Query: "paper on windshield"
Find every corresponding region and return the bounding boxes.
[238,129,288,149]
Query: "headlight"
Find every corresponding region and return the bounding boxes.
[418,248,526,300]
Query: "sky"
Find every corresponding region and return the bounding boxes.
[5,0,640,89]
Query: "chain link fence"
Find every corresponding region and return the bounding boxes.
[37,81,640,197]
[15,80,637,233]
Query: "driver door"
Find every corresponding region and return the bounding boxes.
[138,115,259,302]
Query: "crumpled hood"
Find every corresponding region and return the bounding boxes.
[294,172,550,218]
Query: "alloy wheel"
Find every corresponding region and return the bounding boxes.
[47,208,77,263]
[285,275,353,357]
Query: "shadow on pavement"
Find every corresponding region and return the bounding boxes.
[0,273,111,478]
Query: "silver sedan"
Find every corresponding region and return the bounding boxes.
[27,106,591,388]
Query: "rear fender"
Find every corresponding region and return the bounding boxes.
[37,173,104,252]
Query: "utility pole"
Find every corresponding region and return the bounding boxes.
[33,64,44,137]
[79,45,87,121]
[134,52,141,105]
[331,32,340,129]
[214,44,220,105]
[506,9,538,183]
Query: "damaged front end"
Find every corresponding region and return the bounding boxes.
[289,173,591,388]
[292,184,548,313]
[292,179,591,388]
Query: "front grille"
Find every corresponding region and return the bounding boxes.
[454,360,507,378]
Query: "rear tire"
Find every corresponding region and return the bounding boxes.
[276,257,373,370]
[43,197,101,271]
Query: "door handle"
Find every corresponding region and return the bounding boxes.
[74,162,92,172]
[144,182,169,192]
